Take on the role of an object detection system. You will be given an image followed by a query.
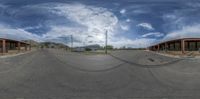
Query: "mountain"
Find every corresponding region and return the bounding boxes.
[22,40,40,47]
[40,42,69,49]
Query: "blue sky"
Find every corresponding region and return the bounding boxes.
[0,0,200,48]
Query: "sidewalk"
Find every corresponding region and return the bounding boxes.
[0,49,35,58]
[146,50,200,59]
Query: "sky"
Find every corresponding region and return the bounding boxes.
[0,0,200,48]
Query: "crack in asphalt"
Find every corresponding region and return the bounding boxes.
[44,49,129,73]
[109,53,184,68]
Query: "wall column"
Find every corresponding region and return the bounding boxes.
[181,40,185,54]
[2,40,6,53]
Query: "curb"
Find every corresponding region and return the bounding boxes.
[0,50,36,59]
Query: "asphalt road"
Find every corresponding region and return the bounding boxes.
[0,49,200,99]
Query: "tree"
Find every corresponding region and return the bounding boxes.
[105,45,113,50]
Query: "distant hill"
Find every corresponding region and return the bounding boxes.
[22,40,40,47]
[22,40,69,49]
[40,42,69,49]
[85,44,101,49]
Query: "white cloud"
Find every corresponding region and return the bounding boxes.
[42,25,154,48]
[163,14,177,20]
[137,23,154,30]
[142,32,164,38]
[126,19,131,22]
[0,25,42,41]
[18,3,120,47]
[132,9,149,14]
[0,3,157,48]
[120,25,129,31]
[50,3,118,33]
[163,24,200,41]
[110,37,156,48]
[46,3,118,44]
[23,24,43,30]
[120,9,126,14]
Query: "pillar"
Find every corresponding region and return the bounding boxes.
[2,40,6,53]
[174,42,176,50]
[181,40,185,54]
[195,41,198,50]
[157,45,160,51]
[25,44,27,51]
[29,45,31,51]
[17,42,21,52]
[165,43,167,51]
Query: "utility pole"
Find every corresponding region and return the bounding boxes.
[105,30,108,54]
[71,35,73,52]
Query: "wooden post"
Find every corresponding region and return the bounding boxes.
[181,40,185,54]
[2,40,6,54]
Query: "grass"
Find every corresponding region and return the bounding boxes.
[79,50,113,55]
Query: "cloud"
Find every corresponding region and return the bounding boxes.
[23,24,43,30]
[120,25,129,31]
[0,3,121,47]
[0,4,8,9]
[126,19,131,22]
[0,24,42,41]
[137,23,154,30]
[132,9,149,14]
[0,3,158,48]
[142,32,164,38]
[186,2,200,8]
[163,24,200,41]
[119,21,130,31]
[120,9,126,14]
[24,3,120,47]
[110,37,156,48]
[47,3,119,46]
[49,3,118,33]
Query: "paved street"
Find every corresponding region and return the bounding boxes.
[0,49,200,99]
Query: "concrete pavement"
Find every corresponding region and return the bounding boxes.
[0,49,200,99]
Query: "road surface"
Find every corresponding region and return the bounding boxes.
[0,49,200,99]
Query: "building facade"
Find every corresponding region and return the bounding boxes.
[148,38,200,54]
[0,38,31,54]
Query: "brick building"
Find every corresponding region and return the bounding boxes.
[0,38,31,54]
[148,38,200,54]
